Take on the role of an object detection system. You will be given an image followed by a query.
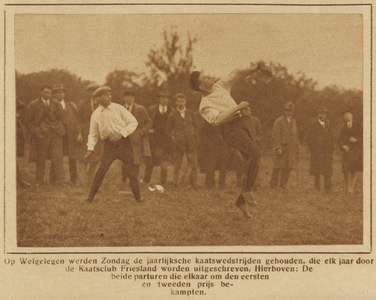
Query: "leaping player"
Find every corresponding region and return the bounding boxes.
[189,62,272,217]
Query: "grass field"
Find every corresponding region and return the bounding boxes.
[16,152,363,247]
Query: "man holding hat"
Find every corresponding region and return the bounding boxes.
[270,102,299,189]
[306,106,334,191]
[143,91,174,185]
[50,84,80,185]
[27,84,65,186]
[84,86,142,203]
[77,82,104,185]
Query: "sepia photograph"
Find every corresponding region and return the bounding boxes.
[12,11,367,248]
[1,2,374,299]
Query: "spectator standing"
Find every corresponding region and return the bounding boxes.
[270,102,299,189]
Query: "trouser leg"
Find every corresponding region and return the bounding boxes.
[314,175,320,190]
[237,172,244,187]
[88,161,100,186]
[160,161,168,185]
[187,148,198,186]
[173,150,184,185]
[35,135,50,183]
[50,134,64,183]
[117,138,140,200]
[270,168,280,188]
[324,174,332,191]
[88,143,115,200]
[143,156,153,184]
[280,168,291,189]
[219,170,226,189]
[69,157,77,183]
[205,171,215,188]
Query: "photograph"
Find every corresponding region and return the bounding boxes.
[1,2,374,300]
[13,12,366,248]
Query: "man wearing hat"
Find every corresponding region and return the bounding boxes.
[50,84,80,185]
[84,86,142,203]
[306,106,334,191]
[27,84,65,186]
[77,82,104,185]
[143,91,174,185]
[270,102,299,189]
[121,90,152,184]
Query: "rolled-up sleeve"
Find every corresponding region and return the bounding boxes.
[87,112,99,151]
[118,107,138,138]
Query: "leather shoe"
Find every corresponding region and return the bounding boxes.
[243,191,257,207]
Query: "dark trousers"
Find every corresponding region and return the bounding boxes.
[50,157,77,184]
[35,132,64,184]
[89,137,140,200]
[221,119,261,194]
[123,164,140,183]
[314,174,332,191]
[270,168,291,189]
[143,156,168,185]
[206,170,226,188]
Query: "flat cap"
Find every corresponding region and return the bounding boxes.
[93,86,112,98]
[284,102,295,111]
[87,83,100,91]
[157,91,171,98]
[52,84,67,92]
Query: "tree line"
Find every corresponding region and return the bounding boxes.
[15,27,362,151]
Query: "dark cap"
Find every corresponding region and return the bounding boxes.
[93,86,112,98]
[52,84,67,92]
[284,102,295,111]
[157,91,171,98]
[87,83,100,91]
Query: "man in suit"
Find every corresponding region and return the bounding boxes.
[166,93,199,188]
[121,90,152,183]
[50,84,80,185]
[77,83,103,186]
[270,102,299,189]
[307,107,334,192]
[143,91,174,185]
[27,84,65,186]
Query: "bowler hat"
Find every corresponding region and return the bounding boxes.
[52,84,67,92]
[157,91,171,98]
[317,106,329,114]
[284,102,295,111]
[87,83,99,91]
[93,86,112,98]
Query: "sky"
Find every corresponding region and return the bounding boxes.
[14,13,363,90]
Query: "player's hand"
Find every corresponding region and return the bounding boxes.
[238,101,250,110]
[257,61,273,77]
[84,150,93,162]
[349,137,357,143]
[109,132,122,142]
[342,145,350,152]
[240,107,251,117]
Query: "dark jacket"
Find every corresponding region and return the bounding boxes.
[147,104,174,152]
[338,122,363,173]
[307,118,334,176]
[60,100,80,159]
[272,115,299,169]
[165,108,199,152]
[127,103,152,164]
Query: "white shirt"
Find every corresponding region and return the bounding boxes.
[318,119,325,128]
[177,107,186,119]
[41,97,50,106]
[87,103,138,151]
[159,104,168,114]
[199,70,238,125]
[60,99,66,110]
[347,121,353,128]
